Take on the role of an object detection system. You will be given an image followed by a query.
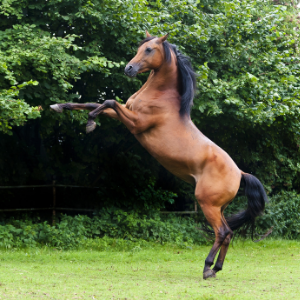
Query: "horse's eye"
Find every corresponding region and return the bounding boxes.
[145,47,152,53]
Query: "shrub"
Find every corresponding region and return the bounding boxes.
[1,190,299,250]
[256,191,300,239]
[0,210,206,249]
[223,191,300,240]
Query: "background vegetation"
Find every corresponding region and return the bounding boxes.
[1,0,300,241]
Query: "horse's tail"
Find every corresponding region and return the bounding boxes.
[226,173,268,239]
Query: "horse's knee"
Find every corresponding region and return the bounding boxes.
[216,224,232,242]
[103,99,116,107]
[88,111,94,119]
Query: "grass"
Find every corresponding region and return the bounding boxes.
[0,240,299,299]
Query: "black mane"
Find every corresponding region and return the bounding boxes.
[139,37,197,116]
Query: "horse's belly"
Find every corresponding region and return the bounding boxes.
[157,160,196,185]
[135,125,240,188]
[135,131,202,185]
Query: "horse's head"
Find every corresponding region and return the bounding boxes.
[124,31,169,78]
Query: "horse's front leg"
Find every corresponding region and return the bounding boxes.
[50,103,101,113]
[86,100,141,134]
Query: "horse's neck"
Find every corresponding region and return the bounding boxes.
[147,58,179,93]
[128,55,180,111]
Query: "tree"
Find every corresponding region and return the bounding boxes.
[0,0,300,210]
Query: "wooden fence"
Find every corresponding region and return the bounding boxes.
[0,181,198,225]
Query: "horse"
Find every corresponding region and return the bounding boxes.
[50,31,268,280]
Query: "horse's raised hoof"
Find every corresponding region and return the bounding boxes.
[50,104,63,113]
[86,121,96,134]
[203,269,216,280]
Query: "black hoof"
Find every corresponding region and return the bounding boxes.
[50,104,63,113]
[86,121,96,133]
[203,269,216,280]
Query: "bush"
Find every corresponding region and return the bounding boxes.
[1,0,300,211]
[1,190,299,250]
[256,191,300,239]
[222,191,300,240]
[0,210,206,249]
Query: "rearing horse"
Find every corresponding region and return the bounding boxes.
[50,32,267,279]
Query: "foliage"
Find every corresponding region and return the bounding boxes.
[0,187,299,251]
[257,191,300,239]
[0,20,118,133]
[0,79,40,134]
[0,0,300,219]
[0,211,206,249]
[221,190,300,239]
[189,1,300,192]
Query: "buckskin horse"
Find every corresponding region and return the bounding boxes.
[50,32,267,279]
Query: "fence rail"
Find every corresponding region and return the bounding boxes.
[0,184,99,189]
[0,181,198,224]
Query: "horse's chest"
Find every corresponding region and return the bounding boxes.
[132,98,153,114]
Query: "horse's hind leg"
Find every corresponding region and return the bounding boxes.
[200,205,232,279]
[212,212,233,274]
[50,103,100,113]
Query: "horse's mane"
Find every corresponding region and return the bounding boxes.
[139,37,197,116]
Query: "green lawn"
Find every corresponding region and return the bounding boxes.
[0,240,299,299]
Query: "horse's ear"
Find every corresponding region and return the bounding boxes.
[146,30,151,38]
[157,33,169,43]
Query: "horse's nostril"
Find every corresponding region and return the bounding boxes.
[124,64,137,77]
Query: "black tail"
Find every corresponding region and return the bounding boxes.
[226,173,268,239]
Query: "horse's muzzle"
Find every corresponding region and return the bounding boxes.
[124,64,139,78]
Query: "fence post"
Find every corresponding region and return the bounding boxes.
[52,180,56,226]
